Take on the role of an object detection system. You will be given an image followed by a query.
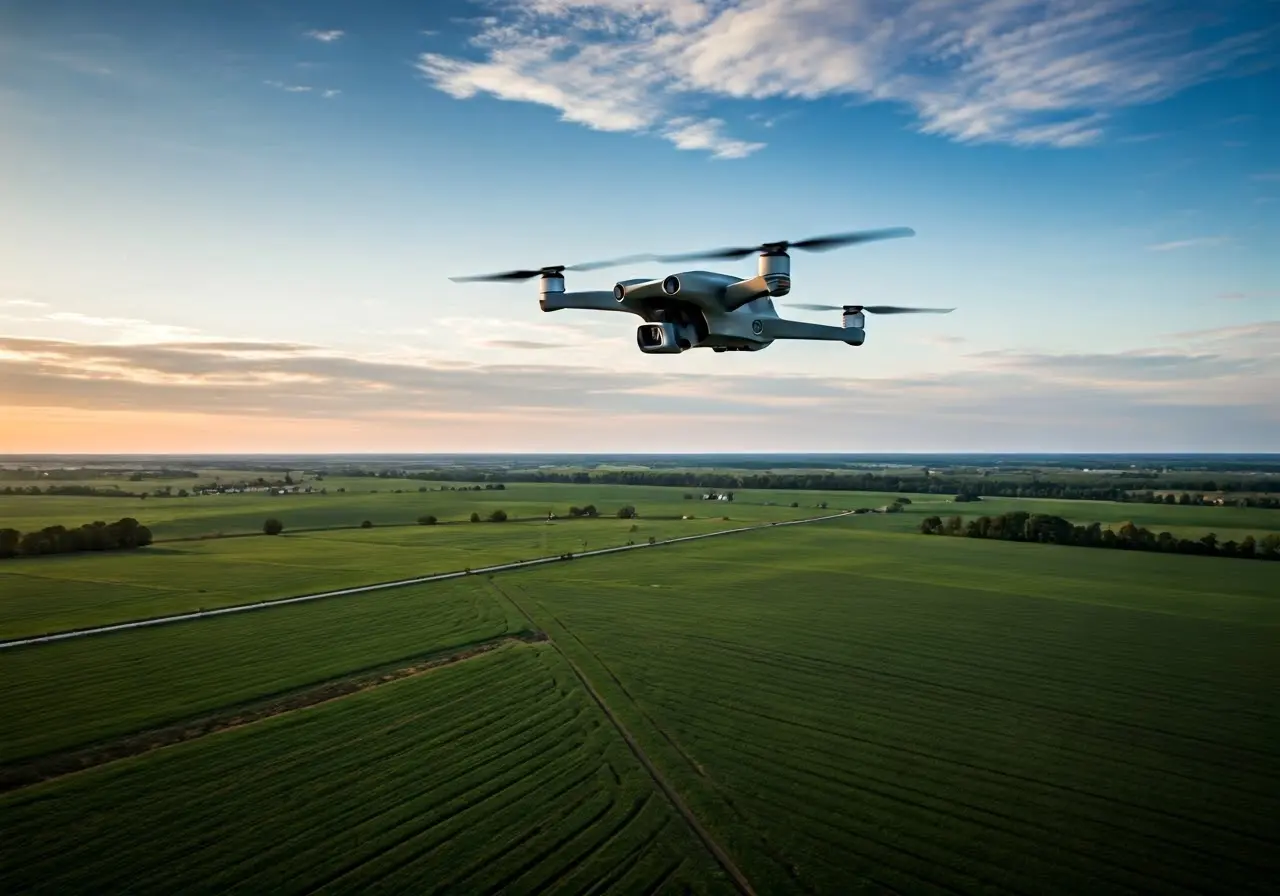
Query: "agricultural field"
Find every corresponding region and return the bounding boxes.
[507,521,1280,894]
[0,644,731,895]
[0,577,523,764]
[3,508,1277,893]
[0,514,762,638]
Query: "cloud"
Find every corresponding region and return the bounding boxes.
[0,299,47,308]
[417,0,1277,156]
[322,89,342,99]
[1253,170,1280,182]
[1145,236,1229,251]
[483,339,571,349]
[2,321,1277,449]
[305,30,346,43]
[265,79,313,93]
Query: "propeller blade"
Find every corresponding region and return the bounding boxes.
[862,306,954,314]
[651,227,915,265]
[789,227,916,251]
[449,269,550,283]
[785,303,844,311]
[449,253,660,283]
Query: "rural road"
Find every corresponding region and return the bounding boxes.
[0,510,853,651]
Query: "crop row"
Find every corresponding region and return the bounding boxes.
[0,644,731,894]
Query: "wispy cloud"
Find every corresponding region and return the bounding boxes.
[322,88,342,99]
[2,322,1277,449]
[417,0,1277,157]
[265,79,313,93]
[1145,236,1229,252]
[0,299,47,308]
[1253,170,1280,182]
[305,29,346,43]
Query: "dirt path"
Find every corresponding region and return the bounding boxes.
[494,583,757,896]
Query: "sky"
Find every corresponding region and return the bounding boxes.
[1,0,1277,454]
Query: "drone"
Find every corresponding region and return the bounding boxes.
[449,227,953,354]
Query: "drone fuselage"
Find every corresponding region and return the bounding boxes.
[538,259,865,354]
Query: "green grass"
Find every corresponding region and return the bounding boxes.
[0,644,732,895]
[0,515,751,638]
[0,577,522,764]
[505,521,1280,894]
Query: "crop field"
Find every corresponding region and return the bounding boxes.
[0,480,853,540]
[3,508,1277,894]
[507,522,1280,894]
[0,577,523,764]
[0,514,758,638]
[0,644,731,895]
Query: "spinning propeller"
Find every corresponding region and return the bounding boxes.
[448,254,654,283]
[649,227,916,263]
[786,303,954,315]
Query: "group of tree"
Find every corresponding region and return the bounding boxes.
[567,505,599,518]
[343,466,1277,502]
[0,518,154,559]
[919,511,1280,561]
[0,484,141,498]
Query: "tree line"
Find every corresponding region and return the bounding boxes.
[331,466,1280,503]
[918,512,1280,560]
[0,518,154,559]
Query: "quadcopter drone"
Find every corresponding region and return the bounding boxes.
[449,228,952,354]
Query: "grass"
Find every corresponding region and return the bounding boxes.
[0,515,754,638]
[0,577,523,764]
[0,643,733,895]
[505,520,1280,894]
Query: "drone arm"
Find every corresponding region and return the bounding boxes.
[758,317,864,345]
[540,290,644,317]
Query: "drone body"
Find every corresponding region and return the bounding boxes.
[450,228,952,355]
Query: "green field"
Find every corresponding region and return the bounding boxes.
[2,509,1277,893]
[0,644,731,895]
[5,479,1274,542]
[0,515,754,638]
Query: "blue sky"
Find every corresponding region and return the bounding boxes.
[1,0,1277,452]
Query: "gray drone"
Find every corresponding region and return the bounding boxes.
[449,228,952,354]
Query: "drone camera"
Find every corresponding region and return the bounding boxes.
[662,275,681,295]
[636,322,685,354]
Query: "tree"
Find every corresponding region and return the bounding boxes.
[263,518,284,536]
[360,520,374,529]
[470,511,481,523]
[617,505,637,519]
[417,514,438,525]
[488,509,508,522]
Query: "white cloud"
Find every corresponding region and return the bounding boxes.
[265,79,313,93]
[0,299,47,308]
[305,29,346,43]
[1145,236,1230,251]
[322,88,342,99]
[416,0,1276,156]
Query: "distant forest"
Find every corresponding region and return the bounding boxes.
[340,468,1280,506]
[919,512,1280,561]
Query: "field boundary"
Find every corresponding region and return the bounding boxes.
[0,632,548,794]
[493,582,757,896]
[1,510,853,650]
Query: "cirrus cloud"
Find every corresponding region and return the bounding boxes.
[417,0,1276,157]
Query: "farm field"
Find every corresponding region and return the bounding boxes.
[0,643,731,895]
[0,577,523,764]
[505,522,1280,894]
[3,513,1278,893]
[0,514,760,638]
[4,477,1275,544]
[0,480,852,540]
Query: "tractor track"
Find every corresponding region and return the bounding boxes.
[493,581,758,896]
